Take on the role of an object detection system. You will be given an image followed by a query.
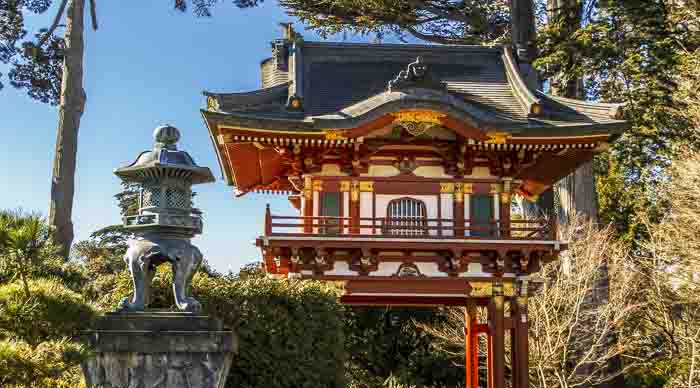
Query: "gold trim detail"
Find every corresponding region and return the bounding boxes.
[493,281,504,296]
[207,96,220,111]
[463,183,473,194]
[469,281,492,297]
[490,183,502,194]
[454,183,464,203]
[313,181,323,192]
[485,132,512,144]
[359,181,374,192]
[500,192,511,205]
[340,181,351,192]
[516,296,528,306]
[304,176,313,200]
[325,130,348,141]
[503,282,515,297]
[392,109,445,125]
[350,180,360,202]
[440,183,455,193]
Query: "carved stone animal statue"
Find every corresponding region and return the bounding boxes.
[119,235,203,312]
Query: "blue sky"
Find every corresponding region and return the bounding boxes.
[0,1,385,273]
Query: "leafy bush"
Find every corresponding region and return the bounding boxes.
[0,278,97,346]
[95,265,346,388]
[0,339,89,388]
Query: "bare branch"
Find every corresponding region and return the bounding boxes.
[38,0,69,48]
[89,0,98,31]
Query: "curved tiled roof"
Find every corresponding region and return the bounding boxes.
[202,40,628,136]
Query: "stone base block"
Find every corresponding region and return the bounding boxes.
[82,312,237,388]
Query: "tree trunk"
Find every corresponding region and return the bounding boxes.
[49,0,85,258]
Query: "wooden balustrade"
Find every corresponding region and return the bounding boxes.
[263,211,556,240]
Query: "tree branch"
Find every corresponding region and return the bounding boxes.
[404,25,467,45]
[38,0,69,47]
[89,0,98,30]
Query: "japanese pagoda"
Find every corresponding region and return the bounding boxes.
[201,20,627,388]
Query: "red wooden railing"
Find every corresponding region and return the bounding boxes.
[263,206,556,240]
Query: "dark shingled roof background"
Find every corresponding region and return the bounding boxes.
[302,44,528,122]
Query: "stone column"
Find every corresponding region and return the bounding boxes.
[82,312,237,388]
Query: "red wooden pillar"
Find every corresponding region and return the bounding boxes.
[513,296,529,388]
[465,303,479,388]
[454,183,465,237]
[303,177,313,233]
[499,192,511,238]
[350,180,360,234]
[487,334,494,388]
[489,284,505,388]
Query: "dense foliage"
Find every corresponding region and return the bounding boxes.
[345,307,464,388]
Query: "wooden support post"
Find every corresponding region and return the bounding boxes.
[454,183,465,237]
[500,179,512,238]
[487,333,494,388]
[350,180,360,234]
[465,302,479,388]
[303,177,313,233]
[490,283,506,388]
[264,204,272,236]
[514,295,529,388]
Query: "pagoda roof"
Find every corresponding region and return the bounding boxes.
[201,39,629,194]
[203,42,625,134]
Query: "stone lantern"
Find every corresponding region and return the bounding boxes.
[82,125,236,388]
[114,124,215,312]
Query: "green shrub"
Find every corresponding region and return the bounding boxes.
[0,339,89,388]
[0,278,97,346]
[193,273,345,388]
[93,265,345,388]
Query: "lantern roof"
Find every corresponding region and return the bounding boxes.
[115,125,215,185]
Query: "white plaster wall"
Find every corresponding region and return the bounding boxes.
[319,164,344,176]
[440,193,453,237]
[313,191,319,234]
[363,165,400,177]
[469,166,496,179]
[325,261,358,276]
[415,262,448,277]
[458,263,490,277]
[493,194,500,221]
[413,166,451,178]
[360,192,374,234]
[372,262,402,276]
[300,197,306,234]
[464,194,471,236]
[343,192,350,234]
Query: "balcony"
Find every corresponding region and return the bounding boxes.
[257,206,566,281]
[263,209,556,241]
[258,206,563,253]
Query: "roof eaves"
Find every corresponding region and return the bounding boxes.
[502,47,542,117]
[203,82,290,110]
[537,92,626,121]
[201,109,233,185]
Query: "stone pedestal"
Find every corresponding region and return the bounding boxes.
[82,312,237,388]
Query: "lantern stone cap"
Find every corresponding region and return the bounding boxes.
[114,124,215,185]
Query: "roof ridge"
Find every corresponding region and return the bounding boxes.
[300,41,504,51]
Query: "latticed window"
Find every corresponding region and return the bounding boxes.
[385,197,428,236]
[140,185,162,208]
[165,188,191,209]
